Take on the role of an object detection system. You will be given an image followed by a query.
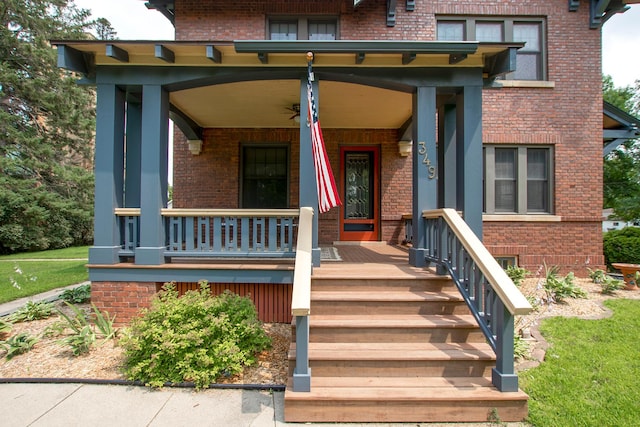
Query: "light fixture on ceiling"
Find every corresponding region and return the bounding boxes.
[188,139,203,155]
[288,103,301,124]
[398,140,412,157]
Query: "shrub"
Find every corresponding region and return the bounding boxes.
[120,282,271,389]
[603,227,640,267]
[60,284,91,303]
[505,265,529,287]
[543,265,587,303]
[9,301,54,322]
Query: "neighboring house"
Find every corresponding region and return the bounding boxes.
[53,0,638,423]
[603,208,640,231]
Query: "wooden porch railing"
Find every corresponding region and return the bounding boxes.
[114,208,300,258]
[413,209,532,392]
[290,207,314,392]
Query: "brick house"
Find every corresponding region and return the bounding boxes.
[53,0,638,423]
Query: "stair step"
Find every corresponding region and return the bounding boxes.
[311,275,455,292]
[295,314,485,343]
[288,342,496,377]
[284,376,528,423]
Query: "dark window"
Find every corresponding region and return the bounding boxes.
[269,18,337,40]
[241,146,289,209]
[484,146,553,214]
[437,17,545,80]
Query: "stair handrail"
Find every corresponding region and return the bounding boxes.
[290,206,314,392]
[421,208,532,392]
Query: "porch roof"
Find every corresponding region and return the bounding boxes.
[51,39,522,79]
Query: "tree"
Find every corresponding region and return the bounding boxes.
[92,17,117,40]
[602,75,640,222]
[0,1,101,253]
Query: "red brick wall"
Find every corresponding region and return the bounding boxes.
[173,127,407,244]
[170,0,604,274]
[91,281,160,326]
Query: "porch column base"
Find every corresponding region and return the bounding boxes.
[135,247,166,265]
[312,248,321,267]
[492,368,519,392]
[293,370,311,392]
[409,248,427,267]
[89,246,121,265]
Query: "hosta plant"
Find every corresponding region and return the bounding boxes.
[1,332,39,360]
[9,301,54,323]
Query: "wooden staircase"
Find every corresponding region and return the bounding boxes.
[284,273,529,423]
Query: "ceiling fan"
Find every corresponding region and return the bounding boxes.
[286,103,301,122]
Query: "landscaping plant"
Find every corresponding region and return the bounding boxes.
[588,268,625,295]
[9,301,54,322]
[505,265,529,287]
[120,282,271,389]
[0,332,39,360]
[55,302,117,355]
[542,264,587,303]
[603,227,640,266]
[0,318,11,336]
[60,284,91,304]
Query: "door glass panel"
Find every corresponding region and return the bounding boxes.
[345,152,372,219]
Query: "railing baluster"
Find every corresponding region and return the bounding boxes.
[213,217,222,252]
[268,217,278,251]
[241,217,250,253]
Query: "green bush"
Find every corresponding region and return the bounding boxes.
[9,301,54,322]
[60,284,91,303]
[120,282,271,389]
[603,227,640,267]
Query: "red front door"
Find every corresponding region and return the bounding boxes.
[339,146,380,241]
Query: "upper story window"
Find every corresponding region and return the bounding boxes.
[269,18,337,40]
[483,146,553,214]
[437,17,545,81]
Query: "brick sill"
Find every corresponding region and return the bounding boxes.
[483,214,562,222]
[491,80,555,89]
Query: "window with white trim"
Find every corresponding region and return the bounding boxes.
[483,146,553,214]
[269,18,337,40]
[436,17,546,80]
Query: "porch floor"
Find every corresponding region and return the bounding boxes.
[315,243,435,278]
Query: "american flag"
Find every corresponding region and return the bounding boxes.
[307,59,341,213]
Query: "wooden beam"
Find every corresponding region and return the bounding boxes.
[402,52,416,65]
[155,44,175,63]
[355,52,366,64]
[56,45,90,75]
[406,0,415,11]
[106,44,129,63]
[258,52,269,64]
[568,0,580,11]
[483,47,517,79]
[387,0,397,27]
[206,45,222,63]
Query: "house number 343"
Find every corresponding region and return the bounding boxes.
[417,141,436,179]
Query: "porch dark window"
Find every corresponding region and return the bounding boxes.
[268,18,337,40]
[241,145,289,209]
[344,152,373,221]
[436,17,545,80]
[484,146,553,214]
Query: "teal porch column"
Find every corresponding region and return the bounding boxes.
[456,86,483,238]
[438,104,457,209]
[124,100,142,208]
[89,84,125,265]
[299,78,321,267]
[135,85,169,265]
[409,86,437,267]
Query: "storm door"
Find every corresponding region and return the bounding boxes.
[339,146,380,241]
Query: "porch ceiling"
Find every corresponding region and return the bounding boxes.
[170,80,411,129]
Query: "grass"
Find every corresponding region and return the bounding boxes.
[0,246,89,304]
[520,299,640,427]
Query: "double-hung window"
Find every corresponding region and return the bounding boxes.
[241,145,289,209]
[484,146,553,214]
[269,18,337,40]
[437,17,546,81]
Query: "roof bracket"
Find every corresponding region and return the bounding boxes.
[387,0,397,27]
[106,44,129,63]
[568,0,580,12]
[206,45,222,63]
[258,52,269,64]
[169,104,203,142]
[402,52,416,65]
[56,45,92,76]
[155,44,175,63]
[406,0,415,11]
[449,53,467,64]
[356,52,366,64]
[483,47,517,80]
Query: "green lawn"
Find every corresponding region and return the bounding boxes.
[520,299,640,426]
[0,246,89,303]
